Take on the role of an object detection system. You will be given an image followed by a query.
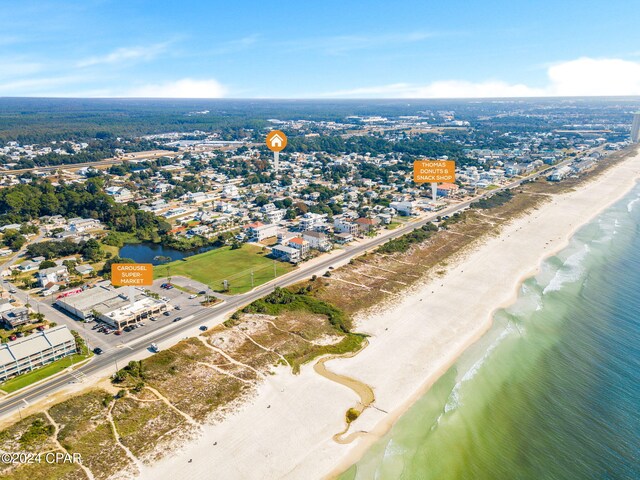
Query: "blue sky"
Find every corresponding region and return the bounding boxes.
[2,0,640,98]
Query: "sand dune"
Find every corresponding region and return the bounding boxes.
[141,150,640,480]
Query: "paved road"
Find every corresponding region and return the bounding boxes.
[1,151,179,176]
[0,162,566,419]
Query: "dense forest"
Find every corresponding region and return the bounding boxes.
[0,178,171,240]
[1,97,636,144]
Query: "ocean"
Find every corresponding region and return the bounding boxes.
[340,183,640,480]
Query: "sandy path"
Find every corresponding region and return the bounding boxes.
[143,150,640,480]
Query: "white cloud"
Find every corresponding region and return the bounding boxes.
[77,43,169,67]
[545,57,640,96]
[125,78,227,98]
[316,57,640,98]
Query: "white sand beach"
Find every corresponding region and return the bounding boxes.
[141,149,640,480]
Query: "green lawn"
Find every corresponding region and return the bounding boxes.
[154,244,296,295]
[0,354,90,394]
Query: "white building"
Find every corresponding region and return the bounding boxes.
[0,326,77,382]
[68,218,102,233]
[390,201,414,216]
[334,218,359,235]
[271,244,301,263]
[287,237,310,258]
[244,222,279,241]
[37,265,69,288]
[302,231,332,252]
[299,213,327,231]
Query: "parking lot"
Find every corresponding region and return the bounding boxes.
[50,278,216,353]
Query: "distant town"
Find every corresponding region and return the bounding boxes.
[0,99,636,393]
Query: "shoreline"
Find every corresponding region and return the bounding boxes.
[142,148,640,480]
[326,151,640,478]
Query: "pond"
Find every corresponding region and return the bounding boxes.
[118,242,214,265]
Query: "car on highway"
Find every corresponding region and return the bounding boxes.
[9,288,16,294]
[199,325,208,331]
[163,311,171,316]
[173,316,183,322]
[93,347,103,355]
[175,305,182,310]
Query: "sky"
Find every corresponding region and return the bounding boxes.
[1,0,640,99]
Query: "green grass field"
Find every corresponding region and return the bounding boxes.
[0,354,90,394]
[153,244,295,295]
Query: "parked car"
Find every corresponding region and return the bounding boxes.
[93,347,103,355]
[37,326,46,331]
[163,311,171,316]
[175,305,182,310]
[9,335,17,341]
[199,290,206,295]
[114,330,122,336]
[9,288,16,294]
[189,294,197,299]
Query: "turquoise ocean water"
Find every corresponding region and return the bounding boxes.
[340,183,640,480]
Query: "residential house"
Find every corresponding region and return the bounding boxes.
[1,307,30,329]
[271,245,301,263]
[36,265,69,288]
[299,213,327,231]
[390,201,414,216]
[287,237,310,258]
[334,232,354,244]
[244,222,279,241]
[333,218,359,235]
[68,218,102,233]
[355,217,380,234]
[436,183,459,197]
[75,264,94,276]
[302,231,332,252]
[105,186,134,203]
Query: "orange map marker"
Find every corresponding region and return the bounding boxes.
[266,130,287,171]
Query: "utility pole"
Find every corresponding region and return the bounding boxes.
[273,260,277,279]
[251,271,254,288]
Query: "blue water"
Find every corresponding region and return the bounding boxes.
[118,242,214,265]
[341,183,640,480]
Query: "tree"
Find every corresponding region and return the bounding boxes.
[81,238,103,262]
[2,230,27,251]
[39,260,56,270]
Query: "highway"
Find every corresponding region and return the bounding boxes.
[0,161,567,419]
[0,150,179,176]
